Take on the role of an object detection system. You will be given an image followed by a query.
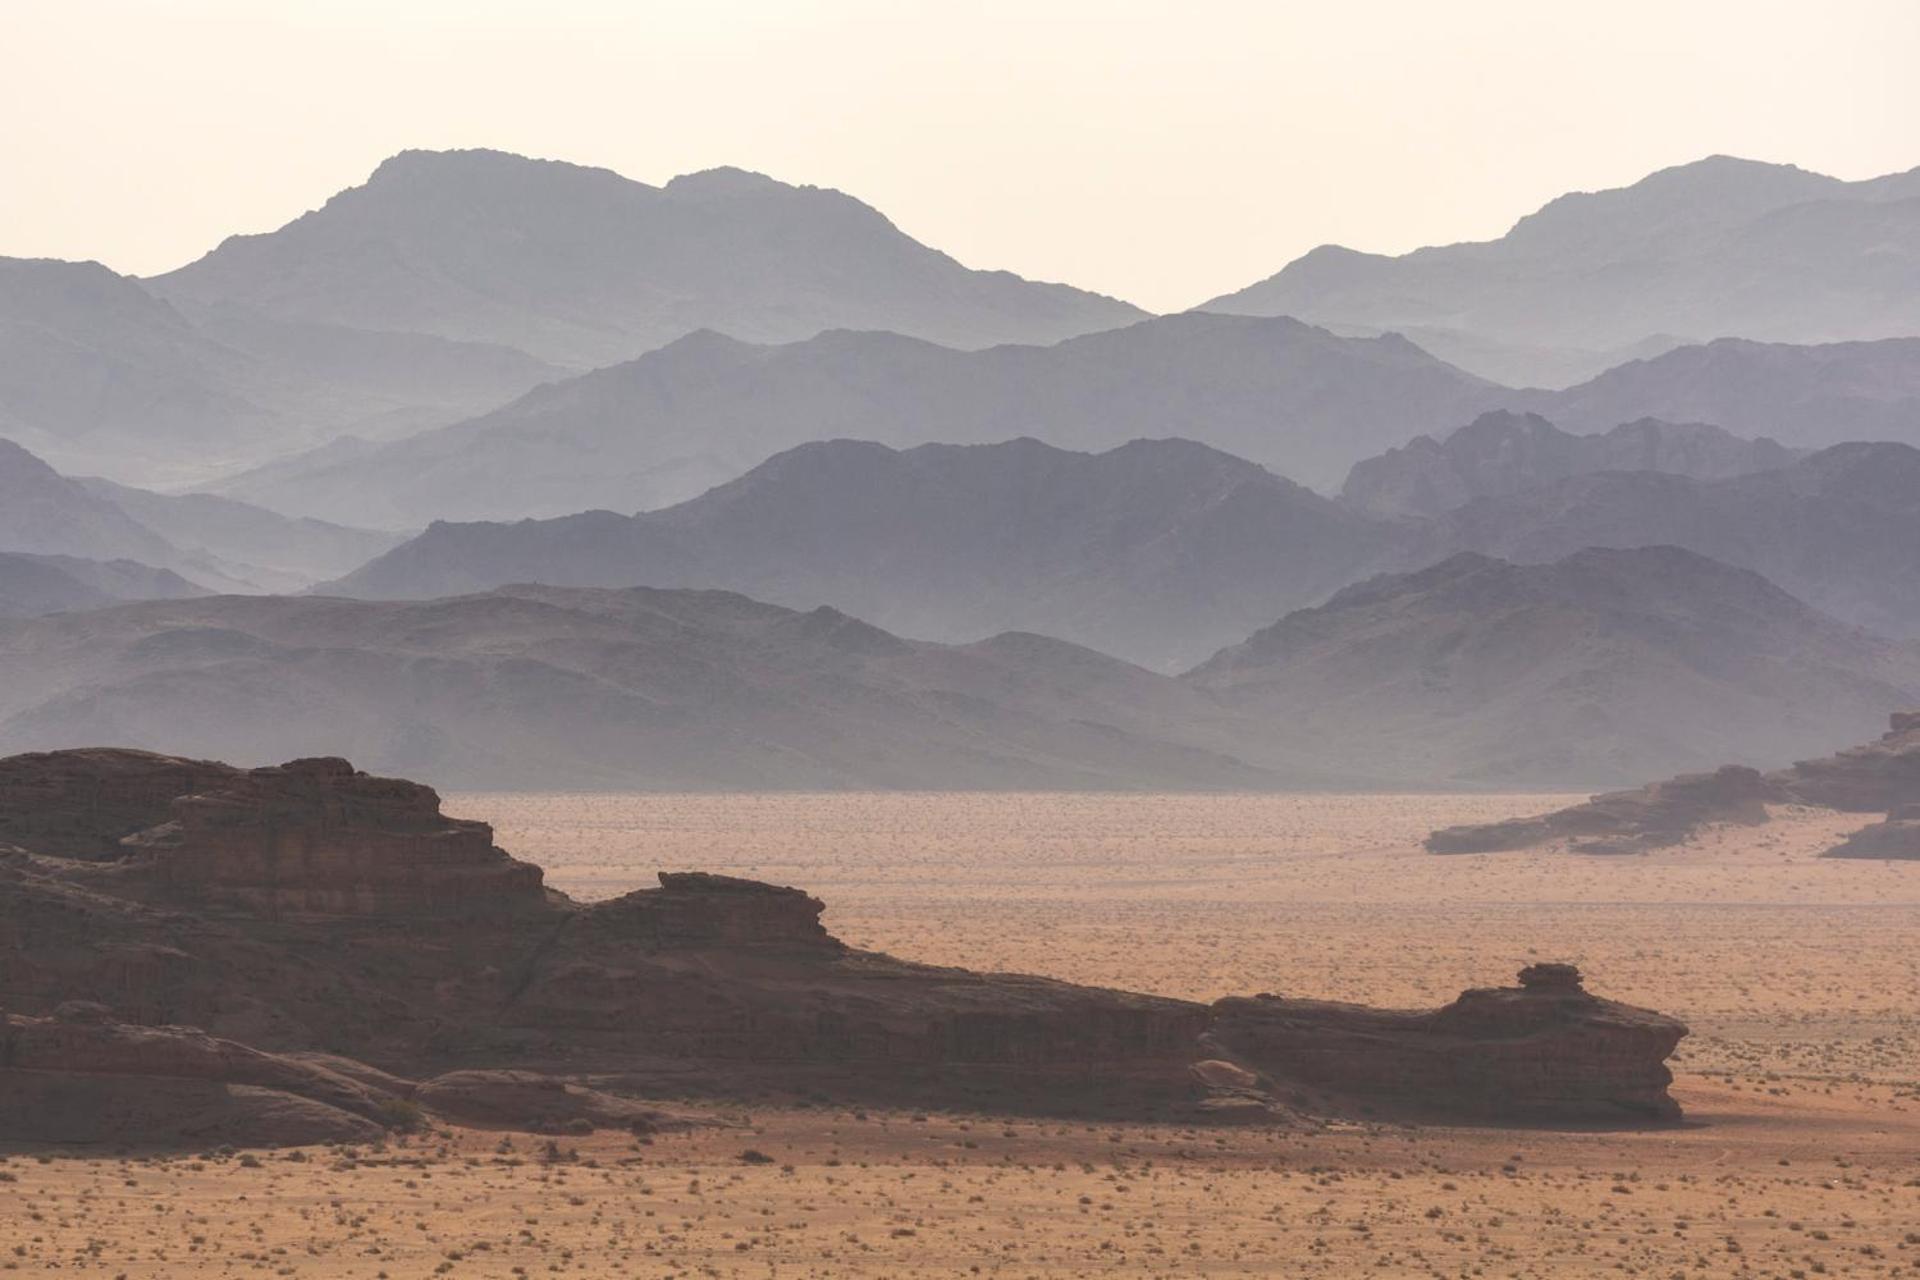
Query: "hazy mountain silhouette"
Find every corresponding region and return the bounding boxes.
[77,477,404,593]
[1187,546,1920,787]
[217,313,1501,525]
[0,552,205,619]
[151,149,1145,369]
[0,255,559,486]
[0,585,1291,791]
[0,436,400,594]
[1520,337,1920,448]
[1204,156,1920,386]
[1423,442,1920,638]
[0,437,182,564]
[328,437,1396,670]
[1341,410,1802,518]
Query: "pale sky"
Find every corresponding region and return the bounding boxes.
[5,0,1918,312]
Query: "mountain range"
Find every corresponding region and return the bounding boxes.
[1340,410,1802,519]
[0,585,1281,790]
[1425,440,1920,639]
[323,423,1920,663]
[151,149,1144,368]
[0,437,401,594]
[1187,546,1920,786]
[1203,155,1920,386]
[3,545,1912,790]
[3,150,1143,486]
[216,313,1504,525]
[330,436,1395,669]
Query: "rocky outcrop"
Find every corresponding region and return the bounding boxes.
[1205,964,1687,1121]
[1427,712,1920,854]
[0,1003,390,1145]
[0,748,1689,1136]
[1427,765,1779,854]
[121,756,546,918]
[0,749,239,859]
[1823,804,1920,859]
[1774,712,1920,812]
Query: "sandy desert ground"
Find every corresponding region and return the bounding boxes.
[7,792,1917,1278]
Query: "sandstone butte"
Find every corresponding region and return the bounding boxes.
[1427,711,1920,856]
[2,749,1687,1147]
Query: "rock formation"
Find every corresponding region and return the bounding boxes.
[1205,964,1685,1122]
[1773,712,1920,812]
[1427,765,1779,854]
[0,748,1690,1143]
[120,756,546,918]
[1823,805,1920,860]
[1426,712,1920,855]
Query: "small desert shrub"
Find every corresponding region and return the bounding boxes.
[375,1098,425,1131]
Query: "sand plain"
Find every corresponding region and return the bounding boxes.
[6,791,1917,1278]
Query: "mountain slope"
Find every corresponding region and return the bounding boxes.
[219,312,1503,525]
[1424,442,1920,638]
[1522,337,1920,448]
[1,435,400,593]
[0,553,205,619]
[77,477,404,592]
[1186,546,1920,787]
[0,255,561,486]
[0,437,180,564]
[1203,156,1920,386]
[1341,410,1802,518]
[0,585,1288,791]
[329,437,1397,669]
[151,149,1145,368]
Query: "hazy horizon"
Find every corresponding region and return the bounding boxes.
[7,0,1919,311]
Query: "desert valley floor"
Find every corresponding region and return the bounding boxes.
[8,792,1918,1278]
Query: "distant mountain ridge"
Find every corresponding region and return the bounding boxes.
[1186,546,1920,787]
[1341,410,1803,518]
[328,436,1396,669]
[0,584,1291,791]
[0,553,206,619]
[217,312,1503,525]
[4,549,1912,790]
[151,148,1146,368]
[0,435,401,594]
[1204,156,1920,386]
[1421,440,1920,637]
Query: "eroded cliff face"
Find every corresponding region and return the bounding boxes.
[1205,964,1686,1122]
[120,756,546,918]
[0,749,1690,1140]
[0,749,239,859]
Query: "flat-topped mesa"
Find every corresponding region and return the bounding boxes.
[1205,965,1687,1122]
[121,757,545,918]
[1427,764,1779,854]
